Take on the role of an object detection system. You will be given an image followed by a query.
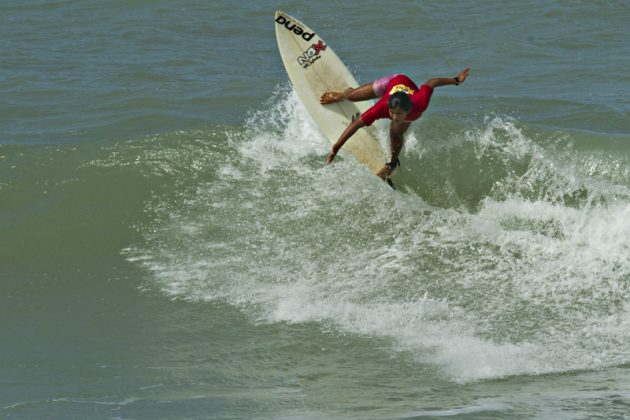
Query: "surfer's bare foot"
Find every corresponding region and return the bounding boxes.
[320,90,346,104]
[376,165,389,180]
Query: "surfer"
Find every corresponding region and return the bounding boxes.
[321,68,470,180]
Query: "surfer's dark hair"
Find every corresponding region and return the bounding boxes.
[388,91,413,112]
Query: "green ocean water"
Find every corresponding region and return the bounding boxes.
[2,1,630,418]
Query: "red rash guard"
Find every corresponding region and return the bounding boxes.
[360,74,434,127]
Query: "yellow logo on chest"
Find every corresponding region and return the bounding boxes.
[389,84,415,95]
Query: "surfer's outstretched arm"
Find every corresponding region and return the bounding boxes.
[426,68,470,88]
[325,118,365,163]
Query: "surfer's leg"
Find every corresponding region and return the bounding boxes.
[344,82,378,101]
[372,74,399,97]
[320,74,401,105]
[320,82,376,104]
[375,121,410,180]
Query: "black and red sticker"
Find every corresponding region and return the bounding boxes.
[297,40,327,68]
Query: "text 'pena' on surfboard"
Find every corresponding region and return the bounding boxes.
[275,15,315,41]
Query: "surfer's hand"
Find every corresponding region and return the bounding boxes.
[457,68,470,84]
[325,150,337,164]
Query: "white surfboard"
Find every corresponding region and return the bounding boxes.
[274,11,386,174]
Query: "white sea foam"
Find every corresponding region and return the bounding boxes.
[127,88,630,383]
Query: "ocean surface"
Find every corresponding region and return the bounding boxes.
[2,1,630,418]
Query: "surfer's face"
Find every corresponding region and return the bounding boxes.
[389,107,409,122]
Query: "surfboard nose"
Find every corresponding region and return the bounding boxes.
[274,10,387,175]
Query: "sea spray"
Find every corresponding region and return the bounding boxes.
[123,88,630,383]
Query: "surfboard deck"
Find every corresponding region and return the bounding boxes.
[274,11,387,174]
